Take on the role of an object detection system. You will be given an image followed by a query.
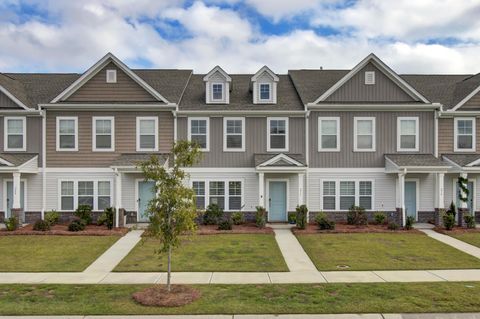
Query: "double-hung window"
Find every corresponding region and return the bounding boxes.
[4,117,26,151]
[224,117,245,151]
[228,181,242,210]
[322,181,336,210]
[354,117,375,151]
[212,83,224,101]
[97,181,112,210]
[397,117,419,151]
[93,117,114,151]
[339,181,355,210]
[192,180,243,211]
[60,181,74,211]
[136,117,158,151]
[267,117,288,151]
[454,117,475,152]
[321,180,374,211]
[318,117,340,151]
[59,180,112,211]
[259,83,271,101]
[57,117,78,151]
[193,181,206,210]
[209,181,225,210]
[188,117,209,151]
[78,181,94,208]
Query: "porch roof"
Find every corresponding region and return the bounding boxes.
[255,153,306,172]
[442,154,480,167]
[385,154,450,173]
[110,153,169,169]
[0,153,38,172]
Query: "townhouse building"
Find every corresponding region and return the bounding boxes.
[0,52,479,227]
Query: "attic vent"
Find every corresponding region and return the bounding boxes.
[365,71,375,85]
[106,69,117,83]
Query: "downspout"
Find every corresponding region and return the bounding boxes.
[41,109,46,219]
[305,109,310,212]
[434,109,438,158]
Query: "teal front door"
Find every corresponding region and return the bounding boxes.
[404,181,417,220]
[6,181,25,218]
[269,181,287,222]
[456,181,474,213]
[137,181,155,222]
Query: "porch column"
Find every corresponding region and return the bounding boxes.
[437,173,445,209]
[397,173,406,227]
[458,172,469,227]
[298,173,305,205]
[115,170,122,228]
[258,172,265,208]
[12,172,21,209]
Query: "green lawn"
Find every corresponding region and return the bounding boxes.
[0,236,120,272]
[1,283,480,314]
[450,233,480,248]
[297,233,480,271]
[114,234,288,272]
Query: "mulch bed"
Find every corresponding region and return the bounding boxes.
[292,223,421,234]
[434,227,480,235]
[132,285,201,307]
[196,223,274,235]
[0,223,129,236]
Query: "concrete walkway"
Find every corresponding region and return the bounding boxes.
[418,228,480,259]
[83,230,143,273]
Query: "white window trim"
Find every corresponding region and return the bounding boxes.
[223,117,245,152]
[188,117,210,152]
[211,82,225,101]
[397,117,419,152]
[259,83,272,102]
[106,69,117,83]
[136,116,158,152]
[58,179,113,212]
[318,117,340,152]
[267,117,289,152]
[454,117,476,152]
[4,116,26,152]
[320,179,375,211]
[92,116,115,152]
[56,116,78,152]
[190,179,244,212]
[354,117,376,152]
[365,71,375,85]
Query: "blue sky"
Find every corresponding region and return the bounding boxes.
[1,0,480,74]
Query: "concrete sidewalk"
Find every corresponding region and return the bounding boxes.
[419,229,480,259]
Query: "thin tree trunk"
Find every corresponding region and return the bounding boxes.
[167,243,172,292]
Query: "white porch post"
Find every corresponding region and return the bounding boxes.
[459,172,468,209]
[12,172,21,209]
[115,170,122,228]
[397,173,406,226]
[258,172,265,208]
[437,173,445,209]
[298,173,305,205]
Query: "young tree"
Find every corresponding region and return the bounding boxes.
[139,141,201,292]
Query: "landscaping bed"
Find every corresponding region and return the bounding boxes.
[293,223,420,234]
[196,223,273,235]
[0,223,129,236]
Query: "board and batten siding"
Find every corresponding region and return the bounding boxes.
[0,91,21,109]
[46,111,174,167]
[0,116,43,165]
[177,116,305,167]
[438,118,480,154]
[325,62,416,103]
[65,62,157,102]
[309,111,435,168]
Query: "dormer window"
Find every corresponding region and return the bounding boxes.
[259,83,271,101]
[365,71,375,85]
[252,66,279,104]
[106,69,117,83]
[203,66,231,104]
[212,83,224,101]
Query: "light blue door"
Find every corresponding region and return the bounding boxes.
[138,181,155,222]
[6,181,25,218]
[269,181,287,222]
[404,181,417,220]
[456,181,474,213]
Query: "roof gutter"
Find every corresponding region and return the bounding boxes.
[39,103,176,111]
[306,103,441,111]
[176,110,306,116]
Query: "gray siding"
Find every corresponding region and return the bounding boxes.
[177,116,305,167]
[309,111,435,168]
[438,117,480,154]
[0,91,21,109]
[0,116,43,165]
[326,62,415,103]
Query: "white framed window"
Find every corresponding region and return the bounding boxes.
[92,116,114,151]
[321,179,374,211]
[59,180,113,211]
[106,69,117,83]
[56,117,78,151]
[365,71,375,85]
[188,117,209,151]
[4,116,26,151]
[354,117,375,152]
[454,117,476,152]
[136,117,158,152]
[191,179,243,211]
[223,117,245,152]
[318,117,340,151]
[211,83,224,101]
[397,117,419,151]
[267,117,288,151]
[259,83,271,101]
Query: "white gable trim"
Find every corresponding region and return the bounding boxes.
[450,85,480,112]
[312,53,430,105]
[0,157,14,167]
[465,157,480,167]
[251,66,279,82]
[258,153,304,167]
[51,52,170,104]
[203,66,231,82]
[0,85,29,110]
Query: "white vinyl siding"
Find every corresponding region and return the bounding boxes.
[136,117,158,152]
[93,116,114,151]
[318,117,340,151]
[56,117,78,151]
[223,117,245,152]
[454,117,476,152]
[4,117,26,151]
[397,117,419,152]
[354,117,375,152]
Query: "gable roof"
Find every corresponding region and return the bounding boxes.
[448,73,480,111]
[203,66,231,82]
[442,154,480,167]
[51,53,171,104]
[254,153,306,167]
[251,66,279,82]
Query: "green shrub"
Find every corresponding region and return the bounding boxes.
[74,205,93,225]
[315,212,335,230]
[4,216,19,231]
[68,219,86,232]
[405,216,415,230]
[97,207,115,230]
[347,206,368,225]
[443,213,455,231]
[255,206,266,229]
[218,218,233,230]
[374,212,386,225]
[446,201,456,218]
[296,205,308,230]
[203,203,223,225]
[464,214,476,229]
[288,212,296,224]
[33,219,50,231]
[44,210,60,226]
[231,212,244,225]
[387,222,399,231]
